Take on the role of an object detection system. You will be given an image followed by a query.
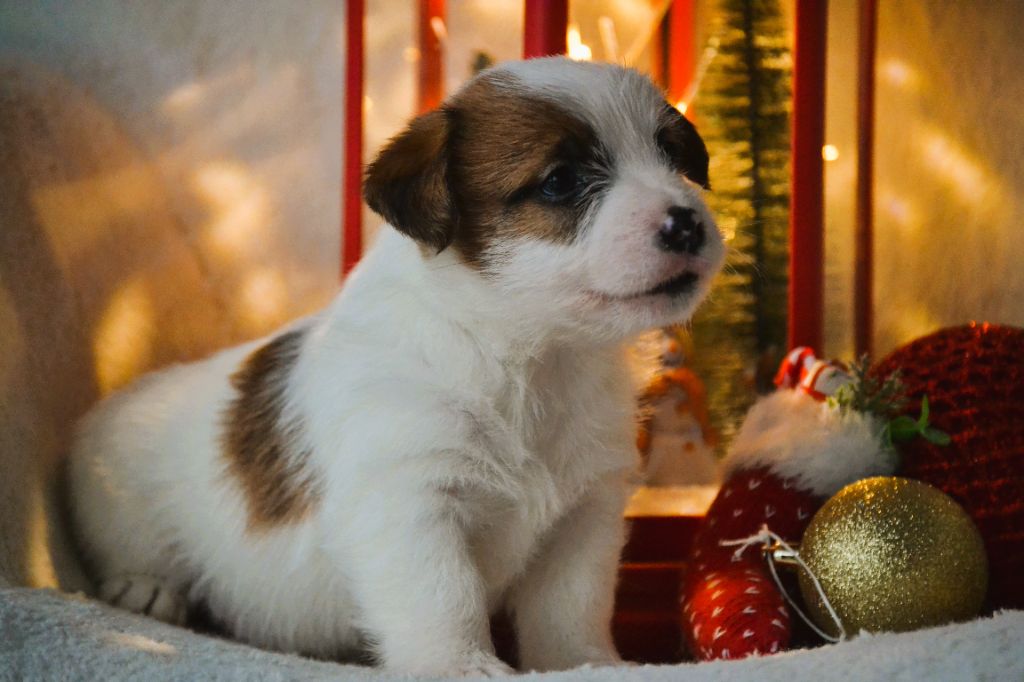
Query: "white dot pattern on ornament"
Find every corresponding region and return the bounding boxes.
[687,472,840,660]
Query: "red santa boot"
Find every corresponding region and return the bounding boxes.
[681,351,896,660]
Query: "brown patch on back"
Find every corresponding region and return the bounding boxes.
[222,329,322,532]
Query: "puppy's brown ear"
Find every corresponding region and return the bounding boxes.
[363,109,457,252]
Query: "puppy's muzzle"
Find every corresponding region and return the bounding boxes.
[657,206,705,255]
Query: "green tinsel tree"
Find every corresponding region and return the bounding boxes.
[685,0,792,448]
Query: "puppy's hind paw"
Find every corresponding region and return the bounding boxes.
[98,574,187,626]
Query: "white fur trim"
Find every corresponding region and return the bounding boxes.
[722,391,898,498]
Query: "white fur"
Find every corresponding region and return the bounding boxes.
[68,59,723,676]
[723,391,899,497]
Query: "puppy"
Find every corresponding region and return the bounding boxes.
[68,57,723,676]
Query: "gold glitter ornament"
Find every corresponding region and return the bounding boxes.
[798,477,987,638]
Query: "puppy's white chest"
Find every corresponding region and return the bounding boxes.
[464,354,635,595]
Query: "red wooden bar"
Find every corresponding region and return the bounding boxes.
[343,0,365,277]
[788,0,828,352]
[417,0,445,113]
[854,0,877,356]
[523,0,568,58]
[667,0,696,108]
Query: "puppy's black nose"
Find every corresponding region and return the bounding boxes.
[657,206,705,255]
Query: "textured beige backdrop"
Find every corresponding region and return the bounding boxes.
[823,0,1024,357]
[0,1,345,588]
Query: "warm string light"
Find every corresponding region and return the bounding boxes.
[822,144,840,161]
[881,58,918,90]
[429,16,447,44]
[567,23,592,61]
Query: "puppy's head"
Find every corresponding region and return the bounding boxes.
[364,57,724,341]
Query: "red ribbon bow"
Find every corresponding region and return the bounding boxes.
[773,347,850,402]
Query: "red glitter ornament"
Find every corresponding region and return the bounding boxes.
[872,323,1024,610]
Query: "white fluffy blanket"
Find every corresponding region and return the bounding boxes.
[1,588,1021,681]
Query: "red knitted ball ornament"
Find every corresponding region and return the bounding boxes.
[872,323,1024,610]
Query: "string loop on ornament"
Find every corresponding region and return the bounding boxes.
[720,524,848,643]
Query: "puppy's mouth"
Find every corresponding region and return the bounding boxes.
[644,271,699,298]
[592,270,700,303]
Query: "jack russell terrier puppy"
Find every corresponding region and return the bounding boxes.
[69,57,724,676]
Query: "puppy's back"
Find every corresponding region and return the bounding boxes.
[68,340,256,590]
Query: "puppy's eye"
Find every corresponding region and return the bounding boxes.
[538,165,580,203]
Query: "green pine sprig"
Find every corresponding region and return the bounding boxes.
[827,356,907,418]
[827,356,950,451]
